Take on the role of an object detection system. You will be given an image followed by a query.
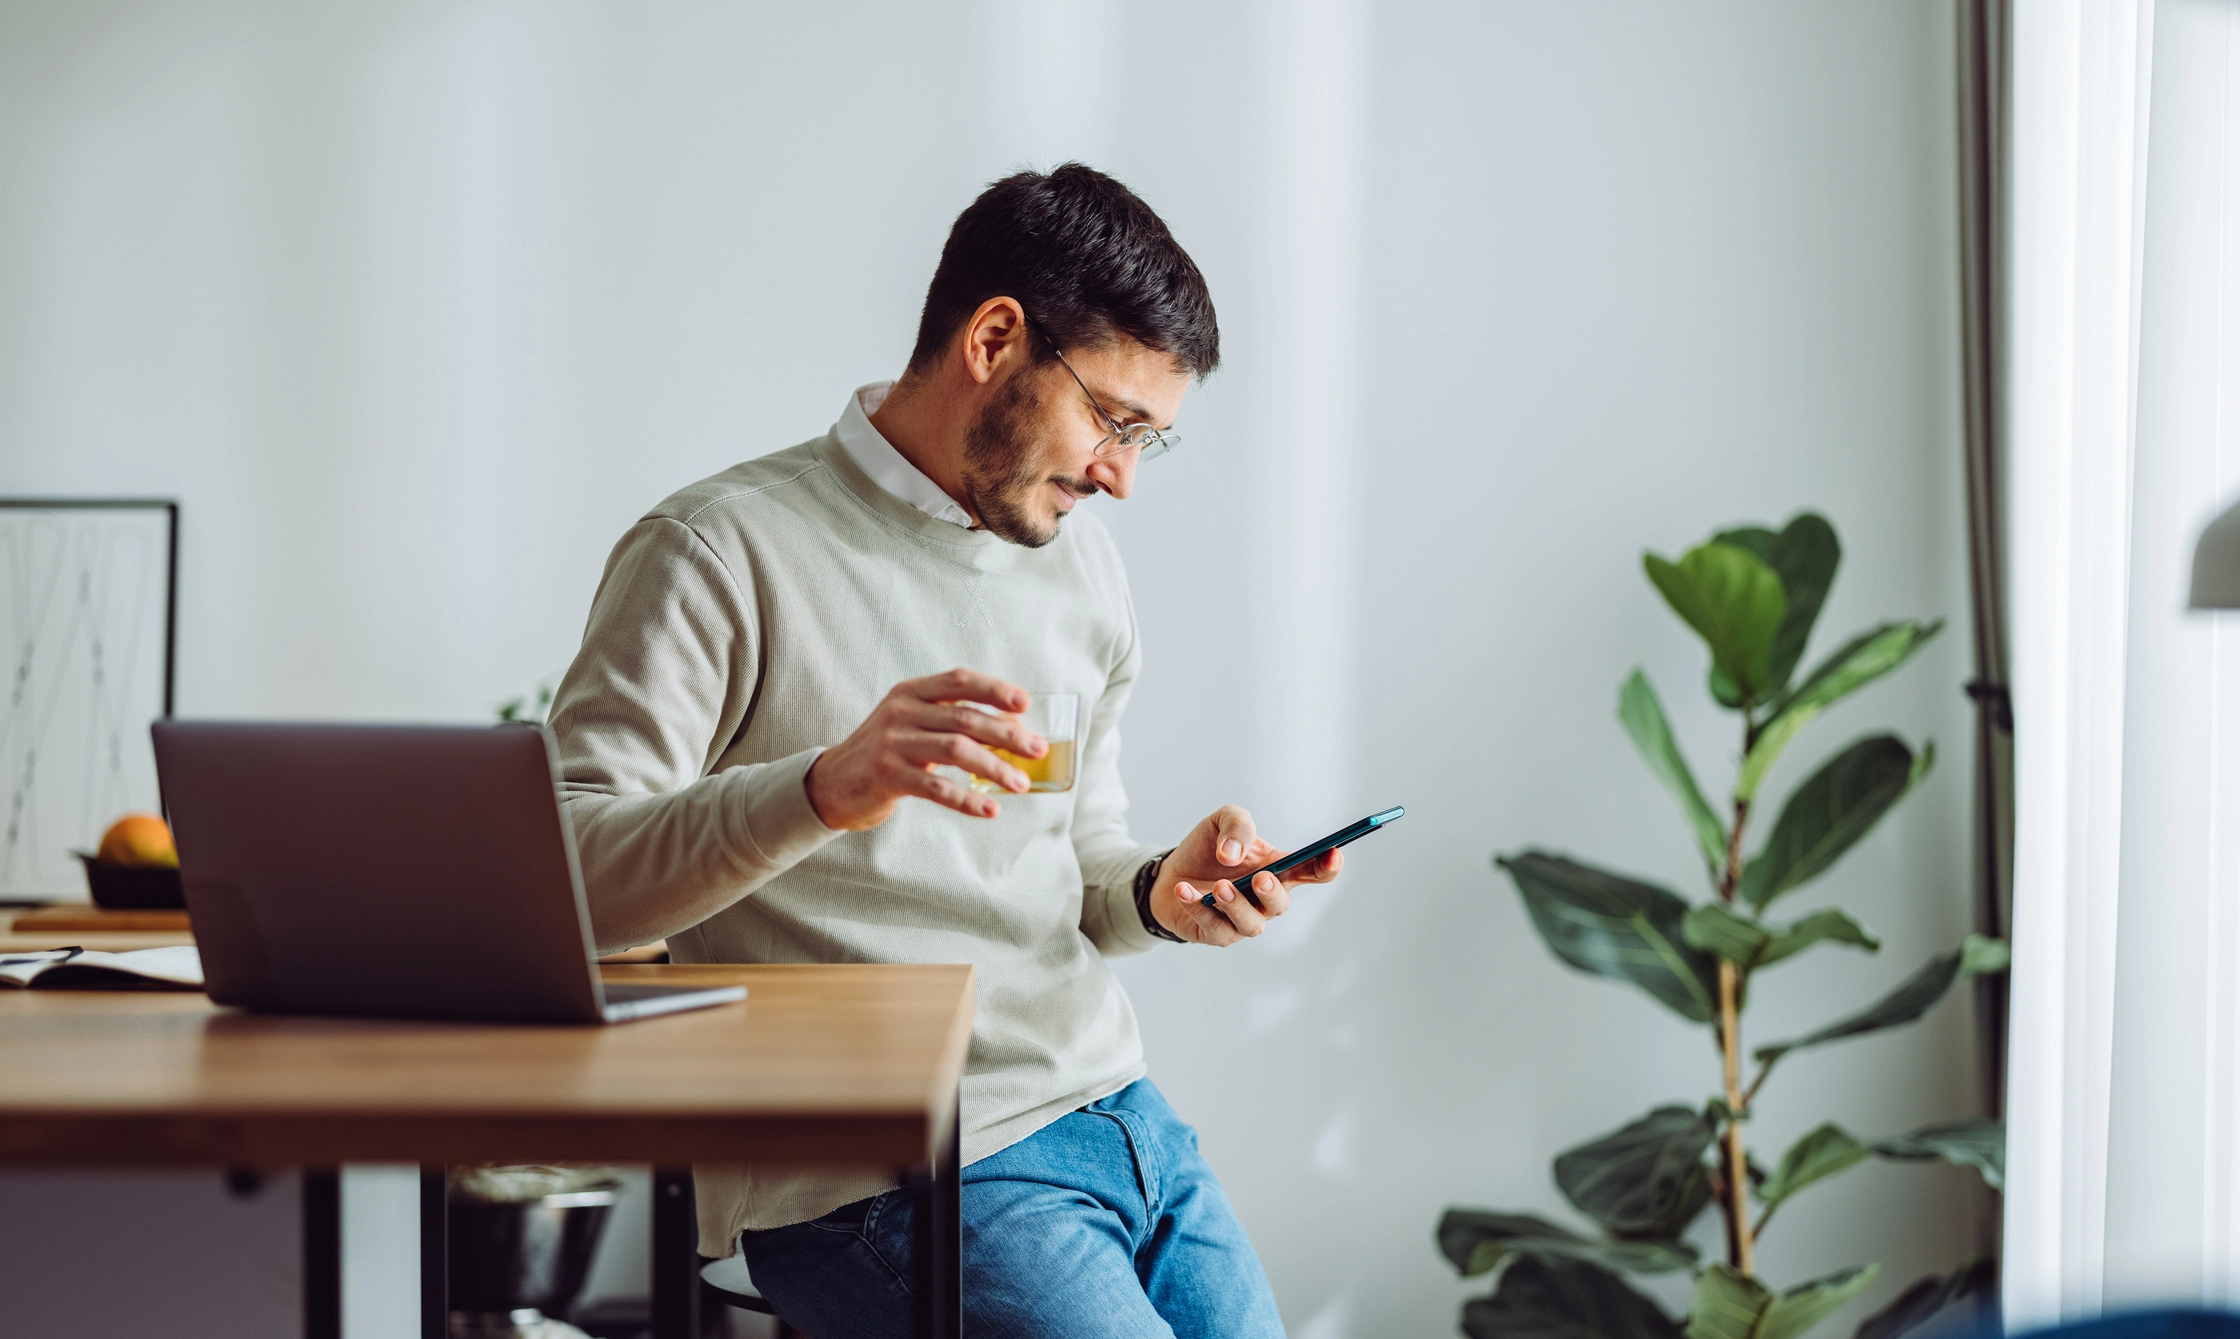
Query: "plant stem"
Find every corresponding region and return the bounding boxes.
[1716,715,1757,1275]
[1719,797,1749,904]
[1717,958,1755,1275]
[1741,1061,1773,1110]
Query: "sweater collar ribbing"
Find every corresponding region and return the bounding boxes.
[813,431,1048,572]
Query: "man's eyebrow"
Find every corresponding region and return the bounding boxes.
[1099,391,1167,429]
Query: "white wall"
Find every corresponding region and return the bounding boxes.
[0,1170,301,1336]
[0,2,1980,1335]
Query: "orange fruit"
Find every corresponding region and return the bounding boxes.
[98,813,178,868]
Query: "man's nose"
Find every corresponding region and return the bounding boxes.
[1088,448,1136,501]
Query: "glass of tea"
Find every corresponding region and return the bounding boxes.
[974,692,1078,793]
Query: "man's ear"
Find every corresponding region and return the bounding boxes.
[960,297,1030,386]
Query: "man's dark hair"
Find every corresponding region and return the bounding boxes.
[907,163,1219,380]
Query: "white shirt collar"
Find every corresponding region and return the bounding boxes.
[834,381,976,529]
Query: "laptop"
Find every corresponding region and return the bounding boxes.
[150,721,745,1024]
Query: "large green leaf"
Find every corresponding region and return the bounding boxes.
[1683,904,1879,971]
[1740,736,1933,910]
[1737,622,1943,800]
[1748,1119,2004,1228]
[1715,513,1841,695]
[1762,1268,1882,1339]
[1554,1106,1718,1239]
[1687,1266,1773,1339]
[1442,1209,1562,1275]
[1873,1119,2004,1192]
[1711,665,1749,710]
[1683,903,1773,966]
[1466,1257,1685,1339]
[1853,1260,1995,1339]
[1620,670,1729,874]
[1768,621,1946,722]
[1645,543,1788,703]
[1758,909,1881,967]
[1498,852,1722,1023]
[1754,1124,1874,1228]
[1437,1209,1698,1277]
[1755,936,2011,1071]
[1688,1265,1880,1339]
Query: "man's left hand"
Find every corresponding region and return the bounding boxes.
[1148,805,1343,946]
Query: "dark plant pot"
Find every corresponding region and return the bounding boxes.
[446,1182,619,1318]
[73,853,185,910]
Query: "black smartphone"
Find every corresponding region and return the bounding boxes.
[1199,805,1406,911]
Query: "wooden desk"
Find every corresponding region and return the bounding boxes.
[0,963,973,1338]
[0,906,666,961]
[0,903,196,954]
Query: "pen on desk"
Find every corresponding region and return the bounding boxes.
[0,946,83,967]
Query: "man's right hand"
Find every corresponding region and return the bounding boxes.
[803,668,1047,831]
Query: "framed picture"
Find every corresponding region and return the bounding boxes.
[0,499,178,902]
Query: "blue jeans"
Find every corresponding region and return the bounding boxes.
[739,1079,1285,1339]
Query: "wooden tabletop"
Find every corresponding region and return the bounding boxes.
[9,906,192,933]
[0,904,196,953]
[0,907,666,961]
[0,963,973,1171]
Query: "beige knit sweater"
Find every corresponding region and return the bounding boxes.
[546,431,1166,1253]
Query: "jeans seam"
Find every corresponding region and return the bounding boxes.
[1100,1107,1162,1219]
[855,1190,916,1298]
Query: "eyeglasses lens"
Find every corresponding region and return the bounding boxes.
[1090,424,1178,461]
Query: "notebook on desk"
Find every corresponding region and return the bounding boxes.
[0,945,203,990]
[149,722,744,1025]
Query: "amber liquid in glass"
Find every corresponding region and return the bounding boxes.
[979,739,1076,792]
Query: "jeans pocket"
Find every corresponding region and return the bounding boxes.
[857,1188,916,1284]
[801,1190,881,1237]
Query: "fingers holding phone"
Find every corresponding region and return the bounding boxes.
[1149,806,1268,942]
[1149,805,1399,944]
[1187,849,1344,935]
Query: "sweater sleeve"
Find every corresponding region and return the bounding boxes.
[1072,584,1168,957]
[548,516,840,953]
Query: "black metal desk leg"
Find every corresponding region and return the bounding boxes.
[302,1168,341,1339]
[939,1088,962,1337]
[912,1091,963,1339]
[421,1167,447,1339]
[653,1168,702,1339]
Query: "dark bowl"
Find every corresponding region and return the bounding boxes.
[447,1183,620,1315]
[73,853,186,910]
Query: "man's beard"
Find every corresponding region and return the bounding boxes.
[962,374,1082,548]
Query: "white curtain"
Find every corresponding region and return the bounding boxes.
[2005,0,2240,1325]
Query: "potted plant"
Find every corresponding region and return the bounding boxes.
[1439,513,2004,1339]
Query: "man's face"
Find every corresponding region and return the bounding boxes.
[961,338,1192,548]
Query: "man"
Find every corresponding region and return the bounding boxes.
[547,163,1341,1339]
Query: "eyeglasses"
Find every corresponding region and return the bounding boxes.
[1026,318,1181,462]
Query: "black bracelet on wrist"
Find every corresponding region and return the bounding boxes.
[1134,848,1185,943]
